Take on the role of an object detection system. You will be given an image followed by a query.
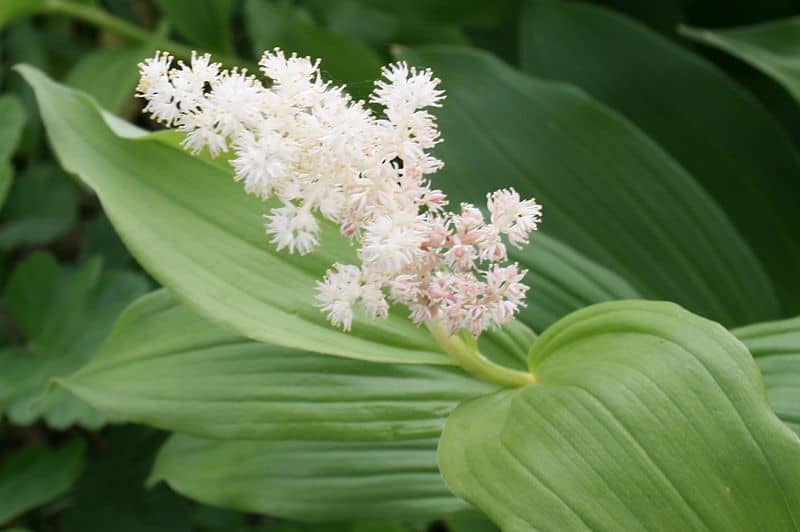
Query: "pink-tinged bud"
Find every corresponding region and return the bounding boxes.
[341,221,359,238]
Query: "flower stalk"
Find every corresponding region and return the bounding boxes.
[426,320,536,388]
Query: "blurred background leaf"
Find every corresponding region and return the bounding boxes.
[0,439,85,526]
[519,1,800,316]
[0,252,149,428]
[681,17,800,103]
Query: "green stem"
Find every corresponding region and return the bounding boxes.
[427,321,536,388]
[42,0,255,69]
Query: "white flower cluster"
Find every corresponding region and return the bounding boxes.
[137,49,542,336]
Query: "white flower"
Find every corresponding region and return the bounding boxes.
[316,264,362,331]
[265,204,319,255]
[138,49,542,336]
[360,214,426,274]
[487,188,542,248]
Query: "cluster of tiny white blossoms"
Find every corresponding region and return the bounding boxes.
[137,49,542,336]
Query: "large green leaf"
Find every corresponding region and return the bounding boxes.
[735,315,800,435]
[59,228,635,441]
[61,289,495,441]
[438,300,800,531]
[149,435,465,522]
[18,65,449,365]
[519,1,800,316]
[0,440,85,525]
[398,46,777,327]
[0,252,149,428]
[680,17,800,104]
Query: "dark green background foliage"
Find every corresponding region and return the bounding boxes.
[1,0,800,531]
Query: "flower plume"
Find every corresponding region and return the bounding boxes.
[137,49,542,335]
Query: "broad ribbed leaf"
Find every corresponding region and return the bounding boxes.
[62,290,496,441]
[681,17,800,103]
[520,1,800,316]
[399,46,777,327]
[438,300,800,531]
[0,440,85,525]
[19,65,449,365]
[735,316,800,434]
[149,435,465,522]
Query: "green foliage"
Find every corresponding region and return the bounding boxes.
[399,46,778,327]
[21,64,452,365]
[59,427,193,532]
[520,1,800,316]
[735,315,800,434]
[61,290,495,440]
[439,300,800,530]
[681,16,800,103]
[244,0,383,98]
[149,435,465,522]
[0,163,78,250]
[153,0,236,54]
[2,1,800,530]
[0,440,85,525]
[0,252,149,428]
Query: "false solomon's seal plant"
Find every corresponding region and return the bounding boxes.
[14,39,800,530]
[137,49,541,387]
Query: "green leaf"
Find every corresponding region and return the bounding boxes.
[79,214,133,269]
[444,511,499,532]
[397,46,777,327]
[60,427,193,532]
[149,435,465,522]
[735,315,800,434]
[19,65,451,365]
[680,17,800,104]
[308,0,470,50]
[438,300,800,531]
[0,440,85,525]
[62,289,495,440]
[0,163,78,250]
[153,0,235,54]
[349,0,516,28]
[513,233,641,332]
[0,252,149,428]
[0,95,26,211]
[520,1,800,316]
[244,0,383,99]
[0,95,25,163]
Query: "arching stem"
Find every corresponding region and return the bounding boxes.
[426,320,536,388]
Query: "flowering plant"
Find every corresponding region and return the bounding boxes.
[3,2,800,530]
[137,49,543,385]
